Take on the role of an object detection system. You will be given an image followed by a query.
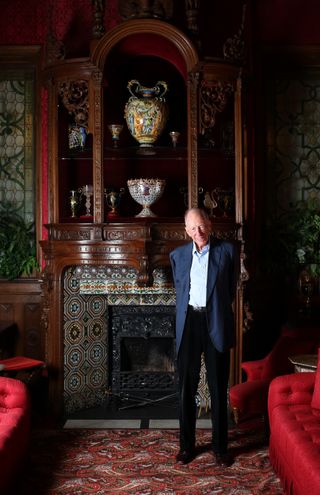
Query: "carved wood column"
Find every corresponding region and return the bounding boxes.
[46,76,59,223]
[92,69,104,223]
[188,71,199,208]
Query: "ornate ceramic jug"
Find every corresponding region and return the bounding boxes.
[124,80,168,147]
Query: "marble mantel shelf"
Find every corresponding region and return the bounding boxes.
[79,280,176,305]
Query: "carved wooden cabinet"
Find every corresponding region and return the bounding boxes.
[41,18,248,417]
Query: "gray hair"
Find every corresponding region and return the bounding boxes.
[184,208,210,224]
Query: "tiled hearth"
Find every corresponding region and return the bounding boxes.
[65,392,181,427]
[64,419,213,429]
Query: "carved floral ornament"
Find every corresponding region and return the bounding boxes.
[58,80,89,127]
[119,0,173,20]
[199,79,234,132]
[223,2,247,63]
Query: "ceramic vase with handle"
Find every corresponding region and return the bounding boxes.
[124,80,168,147]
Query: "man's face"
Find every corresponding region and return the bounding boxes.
[185,211,211,251]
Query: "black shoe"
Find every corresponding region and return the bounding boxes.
[176,450,195,464]
[214,452,234,467]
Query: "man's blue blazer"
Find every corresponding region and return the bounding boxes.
[170,237,237,355]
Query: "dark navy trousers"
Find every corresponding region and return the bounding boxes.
[177,306,230,454]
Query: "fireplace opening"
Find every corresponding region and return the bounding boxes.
[110,305,178,398]
[121,337,175,372]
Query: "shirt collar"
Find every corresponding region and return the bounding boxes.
[193,241,210,256]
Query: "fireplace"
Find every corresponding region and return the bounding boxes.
[64,267,177,414]
[110,305,177,399]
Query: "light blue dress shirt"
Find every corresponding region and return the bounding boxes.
[188,242,209,308]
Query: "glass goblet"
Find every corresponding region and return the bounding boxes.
[169,131,180,148]
[108,124,124,147]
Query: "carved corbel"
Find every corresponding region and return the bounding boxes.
[58,80,89,128]
[199,79,234,148]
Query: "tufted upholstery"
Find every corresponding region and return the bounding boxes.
[311,348,320,410]
[229,326,319,424]
[0,377,30,494]
[268,357,320,495]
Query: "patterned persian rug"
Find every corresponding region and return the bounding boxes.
[17,427,283,494]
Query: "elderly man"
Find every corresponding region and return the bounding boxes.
[170,208,238,466]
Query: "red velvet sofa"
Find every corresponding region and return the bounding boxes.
[0,377,30,494]
[268,349,320,495]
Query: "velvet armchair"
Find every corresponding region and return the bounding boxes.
[229,326,318,424]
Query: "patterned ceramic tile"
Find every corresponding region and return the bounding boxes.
[64,266,176,414]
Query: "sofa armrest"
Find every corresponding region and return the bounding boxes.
[241,358,267,381]
[268,372,316,417]
[0,377,30,410]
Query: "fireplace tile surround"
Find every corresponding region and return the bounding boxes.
[64,265,176,415]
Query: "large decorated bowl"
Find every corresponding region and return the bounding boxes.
[127,178,166,217]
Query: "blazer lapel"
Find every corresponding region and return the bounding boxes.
[180,243,192,292]
[206,239,221,301]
